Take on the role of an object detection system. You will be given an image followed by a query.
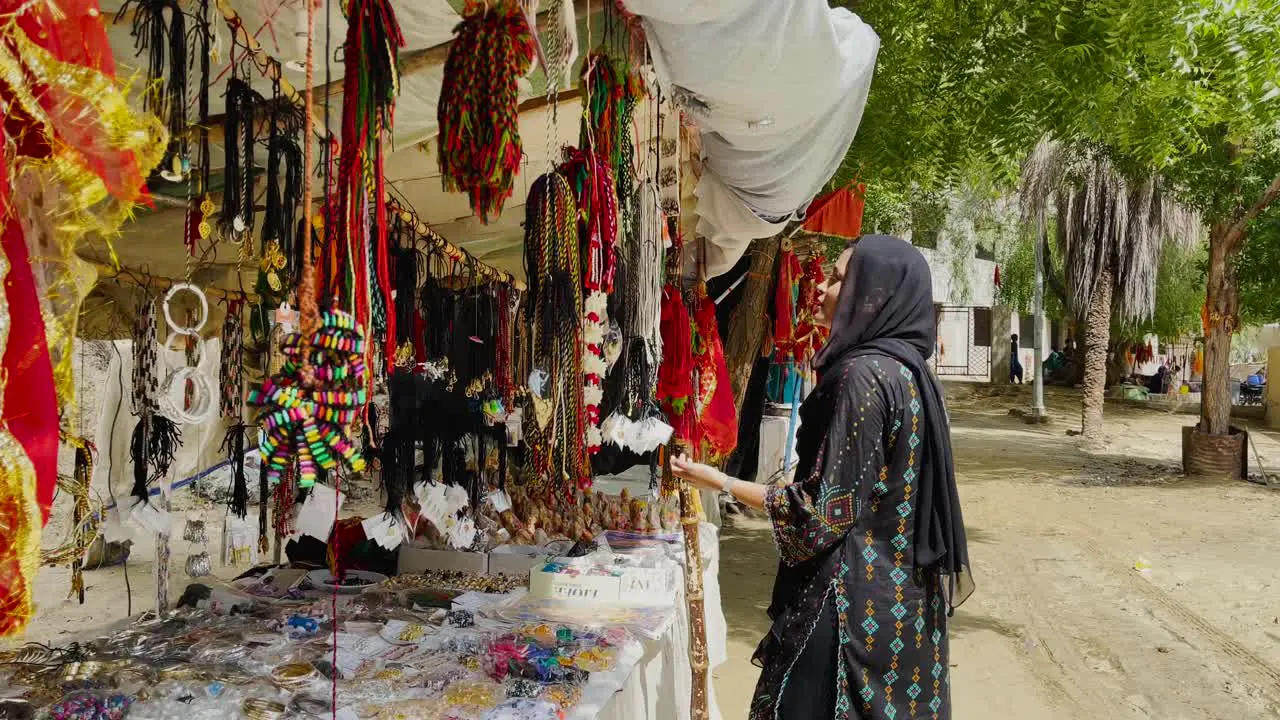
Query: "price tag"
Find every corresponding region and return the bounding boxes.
[443,483,470,513]
[362,514,405,550]
[487,490,513,514]
[296,483,343,540]
[446,516,477,550]
[417,482,449,529]
[274,302,298,333]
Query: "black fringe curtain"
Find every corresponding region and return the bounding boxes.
[391,225,419,349]
[382,370,418,517]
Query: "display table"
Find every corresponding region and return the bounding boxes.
[595,522,726,720]
[0,525,727,720]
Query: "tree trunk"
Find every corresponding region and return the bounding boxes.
[1200,224,1242,436]
[1080,263,1113,441]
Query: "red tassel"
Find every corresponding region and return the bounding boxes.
[657,285,697,445]
[994,264,1002,289]
[693,289,737,460]
[774,249,802,362]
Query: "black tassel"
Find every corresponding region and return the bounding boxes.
[383,371,415,517]
[129,417,150,505]
[222,424,249,518]
[258,456,269,551]
[262,93,282,253]
[129,413,183,505]
[392,241,419,348]
[188,0,213,195]
[221,78,259,237]
[118,0,187,175]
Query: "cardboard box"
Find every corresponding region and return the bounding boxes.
[397,545,488,575]
[488,552,543,576]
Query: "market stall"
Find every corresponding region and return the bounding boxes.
[1,0,877,717]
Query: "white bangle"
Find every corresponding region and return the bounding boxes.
[721,475,736,496]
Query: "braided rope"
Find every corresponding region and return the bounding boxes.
[438,1,535,222]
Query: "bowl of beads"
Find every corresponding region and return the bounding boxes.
[305,569,387,593]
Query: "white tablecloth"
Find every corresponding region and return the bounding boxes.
[594,522,727,720]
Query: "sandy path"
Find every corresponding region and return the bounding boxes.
[713,385,1280,719]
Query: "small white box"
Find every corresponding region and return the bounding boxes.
[528,569,622,604]
[617,567,677,607]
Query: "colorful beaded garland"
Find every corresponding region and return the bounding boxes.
[248,309,369,487]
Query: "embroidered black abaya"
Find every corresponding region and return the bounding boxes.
[749,235,972,720]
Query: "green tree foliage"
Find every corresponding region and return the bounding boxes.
[1236,208,1280,326]
[995,229,1065,319]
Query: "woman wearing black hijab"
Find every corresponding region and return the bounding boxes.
[673,235,972,719]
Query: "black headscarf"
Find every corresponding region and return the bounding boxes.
[812,234,973,611]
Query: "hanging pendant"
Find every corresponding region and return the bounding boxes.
[185,551,212,577]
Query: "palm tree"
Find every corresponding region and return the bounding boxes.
[1020,139,1201,441]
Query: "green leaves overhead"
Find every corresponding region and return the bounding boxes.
[838,0,1280,219]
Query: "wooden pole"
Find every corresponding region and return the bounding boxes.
[680,237,713,720]
[678,480,711,720]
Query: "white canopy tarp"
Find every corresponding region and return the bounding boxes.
[622,0,879,275]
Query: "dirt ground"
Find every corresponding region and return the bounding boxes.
[712,384,1280,719]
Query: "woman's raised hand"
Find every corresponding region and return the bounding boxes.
[670,454,725,492]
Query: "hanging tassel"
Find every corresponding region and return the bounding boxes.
[994,264,1002,290]
[657,285,696,445]
[272,464,297,541]
[383,371,416,518]
[692,286,737,460]
[221,78,259,238]
[221,424,249,518]
[333,0,404,366]
[117,0,188,180]
[257,459,270,553]
[129,414,182,506]
[219,303,245,418]
[69,440,93,604]
[437,0,536,222]
[185,0,214,255]
[773,247,802,362]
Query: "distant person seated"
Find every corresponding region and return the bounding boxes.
[1043,345,1065,375]
[1010,334,1024,384]
[1147,364,1170,394]
[1046,338,1078,385]
[1246,371,1266,388]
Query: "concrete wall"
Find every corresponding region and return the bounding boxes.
[1267,346,1280,429]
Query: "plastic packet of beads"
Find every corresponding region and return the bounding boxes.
[427,629,486,656]
[125,682,248,720]
[43,690,133,720]
[188,636,250,665]
[363,696,447,720]
[419,665,470,695]
[441,680,503,714]
[482,698,562,720]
